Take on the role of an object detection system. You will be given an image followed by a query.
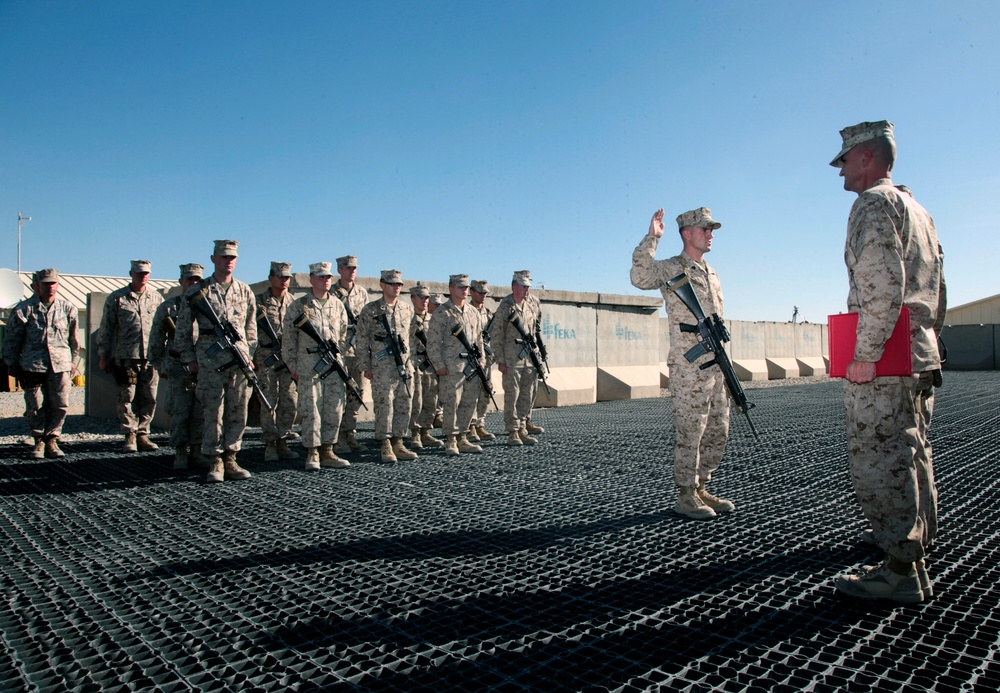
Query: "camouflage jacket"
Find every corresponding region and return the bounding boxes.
[254,289,294,365]
[489,294,541,367]
[333,282,369,358]
[427,299,484,373]
[282,293,348,378]
[845,179,946,372]
[148,295,184,376]
[631,237,724,367]
[409,311,433,370]
[174,276,257,369]
[357,298,414,373]
[2,296,79,373]
[98,285,163,361]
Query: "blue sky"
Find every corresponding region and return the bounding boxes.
[2,0,997,323]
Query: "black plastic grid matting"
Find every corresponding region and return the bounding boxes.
[1,371,998,692]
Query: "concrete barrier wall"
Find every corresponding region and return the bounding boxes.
[764,322,799,379]
[594,300,660,401]
[794,323,827,376]
[728,320,768,381]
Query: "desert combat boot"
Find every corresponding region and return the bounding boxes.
[379,439,398,463]
[696,483,735,513]
[123,433,138,453]
[456,433,483,454]
[319,444,350,468]
[31,438,46,460]
[173,445,189,470]
[222,450,252,480]
[391,437,418,461]
[276,439,299,460]
[408,428,424,449]
[44,437,65,459]
[304,448,321,472]
[675,486,717,520]
[475,425,496,441]
[420,428,444,448]
[136,433,159,452]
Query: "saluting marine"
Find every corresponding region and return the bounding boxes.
[98,259,163,453]
[631,207,735,520]
[149,263,206,470]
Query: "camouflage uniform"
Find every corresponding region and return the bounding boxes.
[470,281,495,431]
[631,216,730,490]
[842,176,945,564]
[98,261,163,438]
[357,292,414,440]
[2,271,79,445]
[408,304,438,431]
[283,288,349,450]
[149,293,203,450]
[333,270,369,436]
[490,285,543,435]
[427,288,484,437]
[255,274,298,445]
[174,267,257,457]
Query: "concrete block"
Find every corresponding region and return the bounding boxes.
[766,358,800,379]
[659,363,670,388]
[535,367,596,407]
[729,321,766,360]
[941,325,995,370]
[733,359,769,381]
[538,302,596,369]
[597,366,660,401]
[596,306,659,368]
[765,322,796,359]
[795,357,827,377]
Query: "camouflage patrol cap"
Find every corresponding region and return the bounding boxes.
[336,255,358,268]
[130,259,152,273]
[213,239,239,257]
[512,270,532,287]
[449,274,470,287]
[470,279,490,294]
[380,269,403,285]
[309,261,333,277]
[410,284,430,298]
[179,263,204,279]
[36,268,60,284]
[270,261,292,278]
[429,293,445,305]
[830,120,895,167]
[676,208,721,230]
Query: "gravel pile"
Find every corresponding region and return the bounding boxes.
[0,387,121,446]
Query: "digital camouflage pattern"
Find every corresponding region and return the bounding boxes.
[283,293,349,449]
[357,298,414,439]
[408,310,438,430]
[149,295,202,446]
[490,294,543,433]
[174,276,257,456]
[631,237,730,488]
[843,179,945,563]
[472,302,494,428]
[427,298,484,436]
[334,281,370,433]
[255,289,297,444]
[98,284,163,361]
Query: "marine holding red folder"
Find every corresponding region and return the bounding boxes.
[826,120,948,605]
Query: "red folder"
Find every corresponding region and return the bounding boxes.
[828,307,912,378]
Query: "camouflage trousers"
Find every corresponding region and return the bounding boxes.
[24,371,71,439]
[438,370,480,436]
[256,362,297,443]
[409,366,438,430]
[370,362,413,439]
[116,360,159,435]
[161,372,203,448]
[340,354,367,432]
[844,372,938,563]
[196,367,250,456]
[669,361,730,488]
[502,363,537,433]
[472,362,494,428]
[297,374,345,448]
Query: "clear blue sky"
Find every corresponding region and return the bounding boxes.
[2,0,997,322]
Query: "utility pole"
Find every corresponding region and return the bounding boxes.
[17,211,31,274]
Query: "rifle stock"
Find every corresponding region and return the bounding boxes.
[666,273,759,440]
[292,313,368,409]
[187,286,274,411]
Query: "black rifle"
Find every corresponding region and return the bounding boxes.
[337,286,359,350]
[186,285,274,411]
[413,326,433,372]
[255,306,287,372]
[291,313,368,409]
[451,323,499,410]
[376,310,412,397]
[665,272,759,440]
[507,311,552,394]
[482,311,496,358]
